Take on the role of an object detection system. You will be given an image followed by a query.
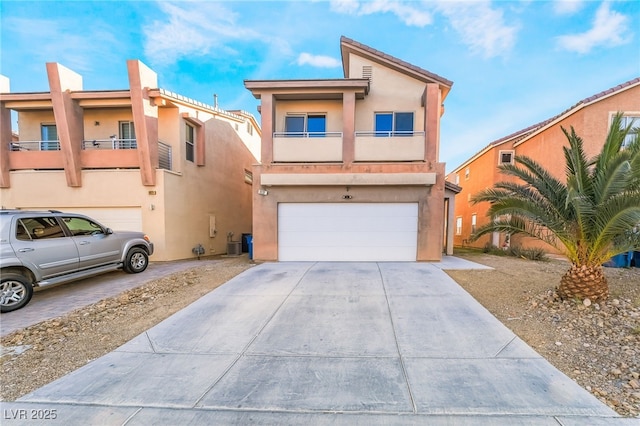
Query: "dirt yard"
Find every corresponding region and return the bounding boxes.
[1,252,639,417]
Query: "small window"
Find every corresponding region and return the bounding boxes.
[465,167,470,180]
[619,115,640,149]
[247,121,253,135]
[455,217,462,235]
[499,150,514,165]
[186,123,195,162]
[471,214,477,234]
[454,174,460,185]
[40,124,59,151]
[244,169,253,185]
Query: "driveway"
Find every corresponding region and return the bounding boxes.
[0,258,223,337]
[2,261,629,425]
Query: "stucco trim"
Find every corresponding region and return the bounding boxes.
[261,173,436,186]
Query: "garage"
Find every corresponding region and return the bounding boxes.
[278,203,418,261]
[30,207,143,232]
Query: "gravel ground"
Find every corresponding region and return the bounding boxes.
[1,253,639,417]
[448,251,640,418]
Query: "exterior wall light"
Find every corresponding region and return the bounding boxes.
[257,188,269,196]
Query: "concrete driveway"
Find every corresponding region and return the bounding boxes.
[2,261,631,425]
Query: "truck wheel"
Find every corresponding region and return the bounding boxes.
[123,248,148,274]
[1,274,34,313]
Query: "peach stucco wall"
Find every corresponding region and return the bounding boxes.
[450,83,640,253]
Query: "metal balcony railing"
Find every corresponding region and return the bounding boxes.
[82,139,137,149]
[355,131,425,137]
[273,132,343,138]
[9,141,61,151]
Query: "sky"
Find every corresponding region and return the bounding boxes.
[1,0,638,172]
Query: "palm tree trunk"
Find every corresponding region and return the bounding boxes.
[557,264,608,302]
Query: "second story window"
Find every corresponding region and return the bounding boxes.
[118,121,136,149]
[284,114,326,137]
[185,123,195,162]
[40,124,59,151]
[619,115,639,149]
[375,112,414,137]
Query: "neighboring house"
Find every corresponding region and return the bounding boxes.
[0,60,261,261]
[245,36,459,262]
[447,77,640,252]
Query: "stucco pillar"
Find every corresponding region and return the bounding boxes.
[0,101,11,188]
[47,63,83,187]
[424,83,441,163]
[260,93,274,165]
[445,193,455,255]
[127,60,159,186]
[342,91,356,165]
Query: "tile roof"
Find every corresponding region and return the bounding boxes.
[448,76,640,174]
[340,36,453,88]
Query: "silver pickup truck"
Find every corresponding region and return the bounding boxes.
[1,210,154,313]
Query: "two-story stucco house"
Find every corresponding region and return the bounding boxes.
[245,36,459,262]
[446,77,640,253]
[0,60,261,261]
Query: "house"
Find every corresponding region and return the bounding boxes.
[244,36,458,262]
[0,60,261,261]
[446,77,640,252]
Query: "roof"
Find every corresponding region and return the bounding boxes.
[340,36,453,99]
[448,76,640,174]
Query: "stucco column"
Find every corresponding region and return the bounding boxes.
[445,193,455,255]
[260,93,274,165]
[423,83,441,163]
[342,91,356,165]
[0,105,10,188]
[47,63,83,187]
[128,60,159,186]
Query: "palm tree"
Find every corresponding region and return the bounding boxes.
[470,113,640,302]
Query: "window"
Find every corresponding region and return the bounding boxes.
[246,121,253,135]
[471,214,477,234]
[119,121,136,149]
[619,115,639,149]
[284,114,326,137]
[186,123,195,162]
[465,167,470,180]
[374,112,414,136]
[17,217,65,240]
[61,217,104,236]
[40,124,59,151]
[454,174,460,185]
[455,217,462,235]
[499,150,514,165]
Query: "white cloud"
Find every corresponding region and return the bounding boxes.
[556,2,631,54]
[552,0,584,15]
[330,0,432,27]
[144,2,266,65]
[297,53,341,68]
[435,1,519,59]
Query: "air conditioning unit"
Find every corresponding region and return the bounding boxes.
[227,241,242,256]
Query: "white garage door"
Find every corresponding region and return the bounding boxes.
[35,207,143,232]
[278,203,418,261]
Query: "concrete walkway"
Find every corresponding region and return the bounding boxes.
[2,261,635,425]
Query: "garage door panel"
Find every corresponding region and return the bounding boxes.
[278,203,418,261]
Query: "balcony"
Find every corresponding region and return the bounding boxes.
[6,139,172,171]
[354,131,425,162]
[273,132,343,162]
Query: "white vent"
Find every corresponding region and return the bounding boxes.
[362,66,372,81]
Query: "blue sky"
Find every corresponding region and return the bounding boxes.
[1,0,638,171]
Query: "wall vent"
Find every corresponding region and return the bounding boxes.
[362,65,372,81]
